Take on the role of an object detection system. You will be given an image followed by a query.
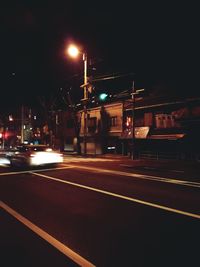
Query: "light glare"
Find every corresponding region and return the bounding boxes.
[68,45,79,58]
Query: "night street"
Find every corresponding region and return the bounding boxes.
[1,155,200,266]
[1,2,200,266]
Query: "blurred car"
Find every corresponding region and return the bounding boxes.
[8,144,63,168]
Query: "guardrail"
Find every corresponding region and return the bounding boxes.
[139,151,179,160]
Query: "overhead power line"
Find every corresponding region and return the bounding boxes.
[91,72,135,82]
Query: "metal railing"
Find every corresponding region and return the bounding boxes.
[139,150,179,160]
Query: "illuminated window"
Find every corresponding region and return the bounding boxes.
[125,116,132,128]
[110,116,117,127]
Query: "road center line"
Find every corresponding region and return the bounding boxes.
[32,171,200,220]
[0,201,95,267]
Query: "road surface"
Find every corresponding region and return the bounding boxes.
[1,155,200,266]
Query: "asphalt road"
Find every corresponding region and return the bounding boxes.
[0,156,200,266]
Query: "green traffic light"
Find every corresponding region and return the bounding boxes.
[99,93,108,101]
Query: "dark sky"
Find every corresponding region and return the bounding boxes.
[0,1,199,111]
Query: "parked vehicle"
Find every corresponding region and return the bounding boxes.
[7,144,63,168]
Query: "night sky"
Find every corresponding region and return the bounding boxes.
[0,1,199,111]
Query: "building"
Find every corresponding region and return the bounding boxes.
[75,94,200,161]
[122,95,200,160]
[2,92,200,162]
[78,102,123,154]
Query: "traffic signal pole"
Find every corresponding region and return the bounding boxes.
[131,81,135,159]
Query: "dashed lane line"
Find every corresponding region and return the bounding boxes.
[0,201,95,267]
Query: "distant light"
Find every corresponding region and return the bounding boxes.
[9,115,13,121]
[108,146,115,150]
[12,72,15,76]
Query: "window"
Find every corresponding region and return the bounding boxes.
[110,116,117,127]
[66,119,74,128]
[125,116,132,128]
[144,113,153,126]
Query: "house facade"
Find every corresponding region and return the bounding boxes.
[121,95,200,160]
[75,95,200,160]
[78,102,123,154]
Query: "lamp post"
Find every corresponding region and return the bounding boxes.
[67,44,88,156]
[82,52,88,156]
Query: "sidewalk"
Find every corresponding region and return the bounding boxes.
[64,152,200,176]
[101,154,200,171]
[108,156,200,178]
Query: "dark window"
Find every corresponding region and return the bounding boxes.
[66,119,74,128]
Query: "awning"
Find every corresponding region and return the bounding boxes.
[120,127,150,139]
[147,133,185,140]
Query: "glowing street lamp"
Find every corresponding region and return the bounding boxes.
[67,43,88,155]
[67,44,79,58]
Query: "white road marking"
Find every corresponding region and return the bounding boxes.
[64,157,118,162]
[31,172,200,220]
[0,166,74,176]
[63,164,200,189]
[0,201,95,267]
[1,164,200,189]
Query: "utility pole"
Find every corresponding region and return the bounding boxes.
[21,105,24,144]
[131,81,135,159]
[67,44,89,156]
[131,83,145,160]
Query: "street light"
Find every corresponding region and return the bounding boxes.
[67,44,88,156]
